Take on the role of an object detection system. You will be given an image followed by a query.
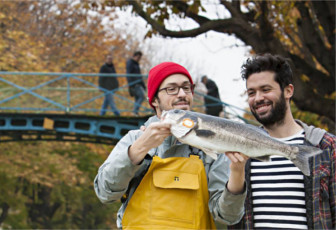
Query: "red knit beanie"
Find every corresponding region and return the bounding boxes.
[147,62,193,109]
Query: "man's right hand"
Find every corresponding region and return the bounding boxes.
[225,152,249,194]
[128,122,171,165]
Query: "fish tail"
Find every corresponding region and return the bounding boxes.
[291,145,322,176]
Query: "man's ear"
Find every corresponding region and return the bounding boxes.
[284,84,294,99]
[152,97,158,107]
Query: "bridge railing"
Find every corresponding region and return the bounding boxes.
[0,71,254,123]
[0,72,153,115]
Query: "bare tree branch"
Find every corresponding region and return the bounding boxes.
[116,0,335,125]
[295,1,333,76]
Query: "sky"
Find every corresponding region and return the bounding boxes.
[111,2,251,115]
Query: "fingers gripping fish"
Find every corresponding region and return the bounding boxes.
[161,109,322,176]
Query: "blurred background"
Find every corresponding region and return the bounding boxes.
[0,0,334,229]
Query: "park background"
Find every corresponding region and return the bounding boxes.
[0,0,334,229]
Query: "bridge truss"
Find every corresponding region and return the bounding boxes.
[0,72,254,143]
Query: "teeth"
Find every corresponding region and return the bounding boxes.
[255,104,270,113]
[256,104,269,109]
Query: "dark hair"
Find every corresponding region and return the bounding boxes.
[133,51,142,57]
[241,53,293,91]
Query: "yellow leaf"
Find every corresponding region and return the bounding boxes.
[300,74,310,82]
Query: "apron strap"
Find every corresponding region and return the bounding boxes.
[121,154,153,203]
[189,146,201,157]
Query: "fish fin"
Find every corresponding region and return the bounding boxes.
[254,155,271,162]
[195,129,216,137]
[291,145,323,176]
[202,148,218,160]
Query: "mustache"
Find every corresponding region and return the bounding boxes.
[254,100,270,108]
[173,99,189,105]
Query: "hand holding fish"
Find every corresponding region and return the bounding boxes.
[225,152,248,194]
[128,122,172,165]
[225,152,249,171]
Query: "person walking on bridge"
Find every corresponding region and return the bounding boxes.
[126,51,146,116]
[98,54,120,116]
[201,75,223,117]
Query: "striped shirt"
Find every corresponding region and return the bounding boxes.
[251,130,308,229]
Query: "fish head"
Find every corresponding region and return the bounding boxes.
[161,109,198,139]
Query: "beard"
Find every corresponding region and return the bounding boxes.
[156,97,190,112]
[251,92,287,127]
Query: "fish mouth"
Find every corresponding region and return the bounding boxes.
[161,110,168,121]
[161,109,185,123]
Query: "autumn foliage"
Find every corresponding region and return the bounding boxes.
[0,1,129,228]
[0,0,334,228]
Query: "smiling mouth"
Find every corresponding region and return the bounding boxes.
[254,103,271,114]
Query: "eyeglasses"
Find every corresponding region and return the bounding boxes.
[158,84,195,95]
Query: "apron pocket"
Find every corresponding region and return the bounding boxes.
[150,170,199,223]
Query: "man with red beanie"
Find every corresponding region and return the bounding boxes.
[94,62,247,229]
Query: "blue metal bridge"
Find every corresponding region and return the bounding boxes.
[0,72,252,144]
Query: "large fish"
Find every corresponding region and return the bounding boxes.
[161,109,322,176]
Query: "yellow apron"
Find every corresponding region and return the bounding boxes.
[122,155,216,229]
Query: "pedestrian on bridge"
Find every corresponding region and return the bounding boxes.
[94,62,247,229]
[126,51,146,116]
[98,54,120,116]
[201,75,223,117]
